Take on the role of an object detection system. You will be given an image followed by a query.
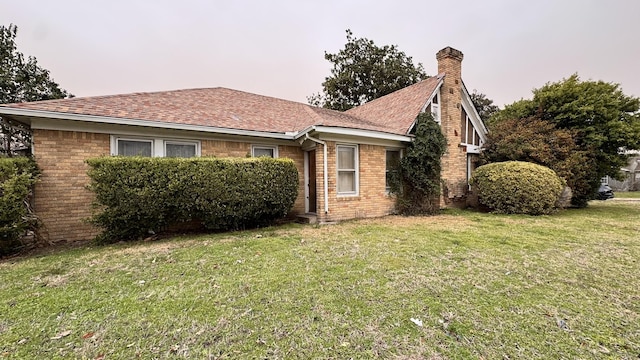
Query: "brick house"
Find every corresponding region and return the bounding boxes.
[0,47,487,243]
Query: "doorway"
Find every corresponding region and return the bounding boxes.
[306,150,317,213]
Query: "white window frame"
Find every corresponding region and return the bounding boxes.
[110,135,200,157]
[385,148,402,192]
[251,145,278,158]
[336,144,359,196]
[113,137,154,157]
[431,90,441,124]
[164,140,200,158]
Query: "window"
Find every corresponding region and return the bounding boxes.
[165,141,197,158]
[117,139,153,157]
[252,145,278,158]
[337,144,358,195]
[111,136,200,157]
[386,149,401,191]
[431,93,440,123]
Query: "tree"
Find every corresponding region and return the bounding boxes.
[481,117,596,207]
[491,74,640,204]
[469,90,499,123]
[391,112,447,215]
[309,29,427,111]
[1,24,72,156]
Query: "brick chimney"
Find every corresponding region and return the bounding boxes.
[436,47,467,201]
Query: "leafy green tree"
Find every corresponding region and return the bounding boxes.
[309,29,427,111]
[469,90,499,123]
[482,117,596,207]
[391,113,446,215]
[1,24,72,156]
[491,74,640,203]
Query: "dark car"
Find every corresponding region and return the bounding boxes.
[597,184,615,200]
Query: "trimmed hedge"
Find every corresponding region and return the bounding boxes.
[0,157,40,255]
[471,161,565,215]
[86,156,299,244]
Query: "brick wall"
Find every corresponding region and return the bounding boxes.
[437,47,469,201]
[317,141,395,222]
[33,129,110,243]
[277,145,305,214]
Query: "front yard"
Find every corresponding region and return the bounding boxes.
[1,201,639,359]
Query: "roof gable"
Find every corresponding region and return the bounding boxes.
[345,75,443,134]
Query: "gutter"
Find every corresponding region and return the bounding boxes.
[0,107,293,140]
[304,133,329,214]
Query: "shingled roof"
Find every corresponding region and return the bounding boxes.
[0,87,403,136]
[345,74,443,134]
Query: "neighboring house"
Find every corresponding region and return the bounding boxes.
[605,151,640,191]
[0,47,487,243]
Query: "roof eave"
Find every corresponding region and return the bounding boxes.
[0,107,294,140]
[296,125,412,142]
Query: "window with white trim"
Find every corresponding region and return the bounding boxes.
[111,136,200,157]
[165,141,197,158]
[251,145,278,158]
[431,92,441,123]
[385,149,401,191]
[116,138,153,157]
[337,144,358,195]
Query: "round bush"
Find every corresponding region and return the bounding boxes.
[471,161,565,215]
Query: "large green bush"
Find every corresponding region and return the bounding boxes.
[481,117,596,207]
[86,157,299,243]
[0,157,39,255]
[471,161,564,215]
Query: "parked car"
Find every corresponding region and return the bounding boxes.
[597,184,615,200]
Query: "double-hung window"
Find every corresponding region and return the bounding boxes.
[337,144,358,195]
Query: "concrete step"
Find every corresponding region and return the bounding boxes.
[296,214,317,224]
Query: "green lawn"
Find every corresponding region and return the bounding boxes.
[1,201,639,359]
[615,191,640,199]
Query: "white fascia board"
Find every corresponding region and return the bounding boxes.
[466,145,482,154]
[407,79,445,134]
[420,79,445,113]
[0,107,294,140]
[297,125,412,143]
[460,82,489,138]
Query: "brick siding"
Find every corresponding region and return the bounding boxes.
[33,129,110,243]
[317,141,396,222]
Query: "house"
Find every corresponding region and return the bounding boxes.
[0,47,487,243]
[605,151,640,191]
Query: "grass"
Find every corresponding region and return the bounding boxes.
[614,191,640,199]
[1,201,639,359]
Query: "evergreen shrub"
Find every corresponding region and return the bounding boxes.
[0,157,39,255]
[471,161,564,215]
[86,157,298,243]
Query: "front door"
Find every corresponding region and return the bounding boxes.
[307,150,317,213]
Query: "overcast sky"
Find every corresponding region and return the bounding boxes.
[3,0,640,107]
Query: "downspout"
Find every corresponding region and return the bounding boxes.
[304,133,329,214]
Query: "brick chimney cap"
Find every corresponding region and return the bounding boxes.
[436,47,464,61]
